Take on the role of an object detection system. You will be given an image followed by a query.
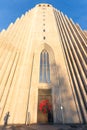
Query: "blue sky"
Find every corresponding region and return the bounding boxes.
[0,0,87,32]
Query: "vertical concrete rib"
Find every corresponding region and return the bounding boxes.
[76,24,87,47]
[59,11,87,108]
[65,17,87,75]
[54,10,83,123]
[61,14,87,95]
[65,17,87,92]
[70,20,86,57]
[0,51,20,123]
[59,15,86,123]
[0,50,18,121]
[0,52,11,98]
[53,9,87,123]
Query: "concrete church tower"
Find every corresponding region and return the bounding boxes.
[0,3,87,124]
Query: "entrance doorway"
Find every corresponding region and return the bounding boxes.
[37,89,53,123]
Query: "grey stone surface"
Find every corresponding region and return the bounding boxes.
[0,124,87,130]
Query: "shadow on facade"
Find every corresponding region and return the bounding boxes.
[51,63,81,124]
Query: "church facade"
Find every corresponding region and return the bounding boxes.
[0,3,87,124]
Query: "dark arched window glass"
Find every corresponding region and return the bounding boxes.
[40,50,50,83]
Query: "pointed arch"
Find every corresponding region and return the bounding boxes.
[40,49,50,83]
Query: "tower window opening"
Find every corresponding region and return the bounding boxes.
[38,4,41,7]
[39,50,50,83]
[47,5,50,7]
[43,36,46,40]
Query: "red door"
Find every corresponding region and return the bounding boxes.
[37,89,53,123]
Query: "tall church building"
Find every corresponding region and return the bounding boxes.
[0,3,87,124]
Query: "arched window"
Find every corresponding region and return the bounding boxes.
[40,50,50,83]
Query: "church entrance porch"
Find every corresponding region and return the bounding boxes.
[37,89,53,123]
